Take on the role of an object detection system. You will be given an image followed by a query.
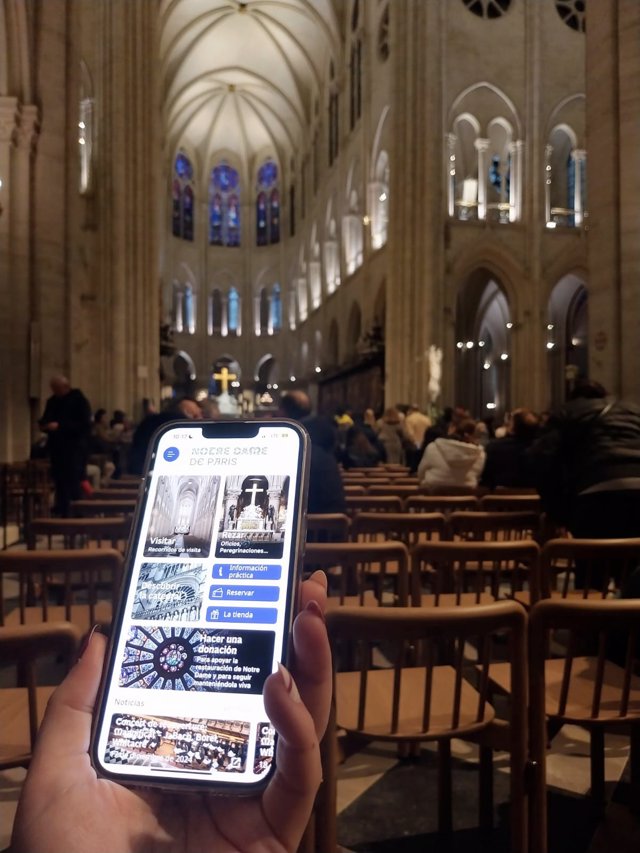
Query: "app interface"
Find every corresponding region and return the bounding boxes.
[96,423,303,785]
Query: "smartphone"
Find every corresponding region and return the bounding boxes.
[90,418,309,793]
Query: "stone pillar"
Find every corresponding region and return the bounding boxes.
[446,133,456,218]
[544,144,553,223]
[474,138,489,221]
[571,149,586,226]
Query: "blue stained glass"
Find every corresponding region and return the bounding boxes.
[175,153,193,181]
[210,193,223,245]
[212,163,239,192]
[271,283,282,332]
[258,159,278,187]
[228,287,240,332]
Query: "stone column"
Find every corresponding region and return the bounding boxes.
[571,149,586,226]
[474,138,489,221]
[446,133,456,218]
[544,144,553,223]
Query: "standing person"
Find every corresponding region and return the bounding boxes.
[39,376,93,516]
[531,379,640,542]
[480,408,540,490]
[376,407,411,465]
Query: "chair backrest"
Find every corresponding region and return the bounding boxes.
[405,495,481,515]
[350,511,446,549]
[303,541,410,605]
[326,600,527,740]
[368,484,420,499]
[91,488,141,500]
[539,537,640,599]
[422,485,481,497]
[528,598,640,853]
[411,539,540,605]
[27,516,132,552]
[344,495,404,516]
[71,499,137,517]
[0,548,124,627]
[0,621,81,769]
[480,494,541,513]
[449,510,540,542]
[342,484,367,495]
[306,513,351,543]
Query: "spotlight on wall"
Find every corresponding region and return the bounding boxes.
[465,341,474,349]
[379,192,387,202]
[290,375,296,382]
[546,221,557,229]
[478,340,485,347]
[500,352,508,361]
[506,322,513,329]
[546,342,555,350]
[547,323,554,330]
[483,361,491,370]
[486,403,497,410]
[272,383,279,390]
[456,341,464,349]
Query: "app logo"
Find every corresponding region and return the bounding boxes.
[163,446,180,462]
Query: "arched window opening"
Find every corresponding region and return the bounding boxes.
[208,289,223,336]
[256,159,280,247]
[172,152,195,240]
[349,0,362,131]
[228,287,241,336]
[547,275,589,406]
[271,284,282,334]
[209,162,241,246]
[324,214,341,294]
[259,288,270,336]
[369,150,389,249]
[173,281,196,334]
[289,184,296,237]
[343,188,364,276]
[328,62,339,166]
[545,126,587,228]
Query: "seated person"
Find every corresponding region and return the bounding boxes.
[418,418,485,489]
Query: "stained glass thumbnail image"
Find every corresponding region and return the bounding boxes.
[119,625,206,691]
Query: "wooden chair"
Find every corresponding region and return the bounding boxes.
[305,513,350,543]
[480,494,541,513]
[350,511,446,549]
[315,602,528,853]
[71,499,137,517]
[27,516,132,552]
[1,461,52,548]
[449,510,541,543]
[102,478,141,490]
[342,484,367,496]
[405,494,481,515]
[539,537,640,600]
[0,548,124,633]
[422,485,481,497]
[91,487,141,500]
[529,599,640,853]
[368,483,420,500]
[411,539,540,608]
[0,621,81,769]
[303,541,410,608]
[344,494,404,517]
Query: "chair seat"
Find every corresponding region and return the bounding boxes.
[487,656,640,722]
[336,664,496,740]
[4,601,113,634]
[0,685,56,768]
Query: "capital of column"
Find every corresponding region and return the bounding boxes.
[16,104,41,154]
[474,137,490,152]
[571,148,587,163]
[446,132,457,152]
[0,96,20,146]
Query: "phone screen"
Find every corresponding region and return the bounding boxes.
[91,419,309,791]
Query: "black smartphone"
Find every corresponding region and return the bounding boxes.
[90,418,310,793]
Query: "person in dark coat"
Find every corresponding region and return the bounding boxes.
[39,376,92,516]
[480,408,540,490]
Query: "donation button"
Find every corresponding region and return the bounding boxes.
[206,606,278,624]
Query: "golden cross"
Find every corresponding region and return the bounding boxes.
[213,366,237,394]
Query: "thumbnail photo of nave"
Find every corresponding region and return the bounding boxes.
[1,1,640,851]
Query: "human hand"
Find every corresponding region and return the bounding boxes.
[11,571,331,853]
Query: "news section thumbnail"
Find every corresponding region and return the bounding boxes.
[144,474,220,558]
[119,624,275,693]
[131,562,206,622]
[216,473,290,559]
[104,713,249,774]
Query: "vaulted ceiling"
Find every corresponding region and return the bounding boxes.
[159,0,342,176]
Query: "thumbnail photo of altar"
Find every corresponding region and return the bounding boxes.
[131,562,206,622]
[104,713,250,774]
[143,474,220,558]
[216,474,290,559]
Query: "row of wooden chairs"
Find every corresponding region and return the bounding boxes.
[304,537,640,610]
[343,493,540,516]
[1,461,52,548]
[312,597,640,853]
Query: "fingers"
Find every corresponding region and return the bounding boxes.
[290,600,332,740]
[299,569,327,612]
[30,629,107,769]
[262,663,323,851]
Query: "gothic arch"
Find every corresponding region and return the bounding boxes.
[447,239,522,317]
[370,105,390,178]
[1,0,32,101]
[448,81,521,138]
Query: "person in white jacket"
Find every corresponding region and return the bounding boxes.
[417,418,486,489]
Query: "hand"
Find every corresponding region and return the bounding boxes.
[11,571,331,853]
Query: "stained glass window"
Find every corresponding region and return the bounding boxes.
[228,287,240,335]
[209,162,241,246]
[271,284,282,333]
[172,152,195,241]
[255,159,279,246]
